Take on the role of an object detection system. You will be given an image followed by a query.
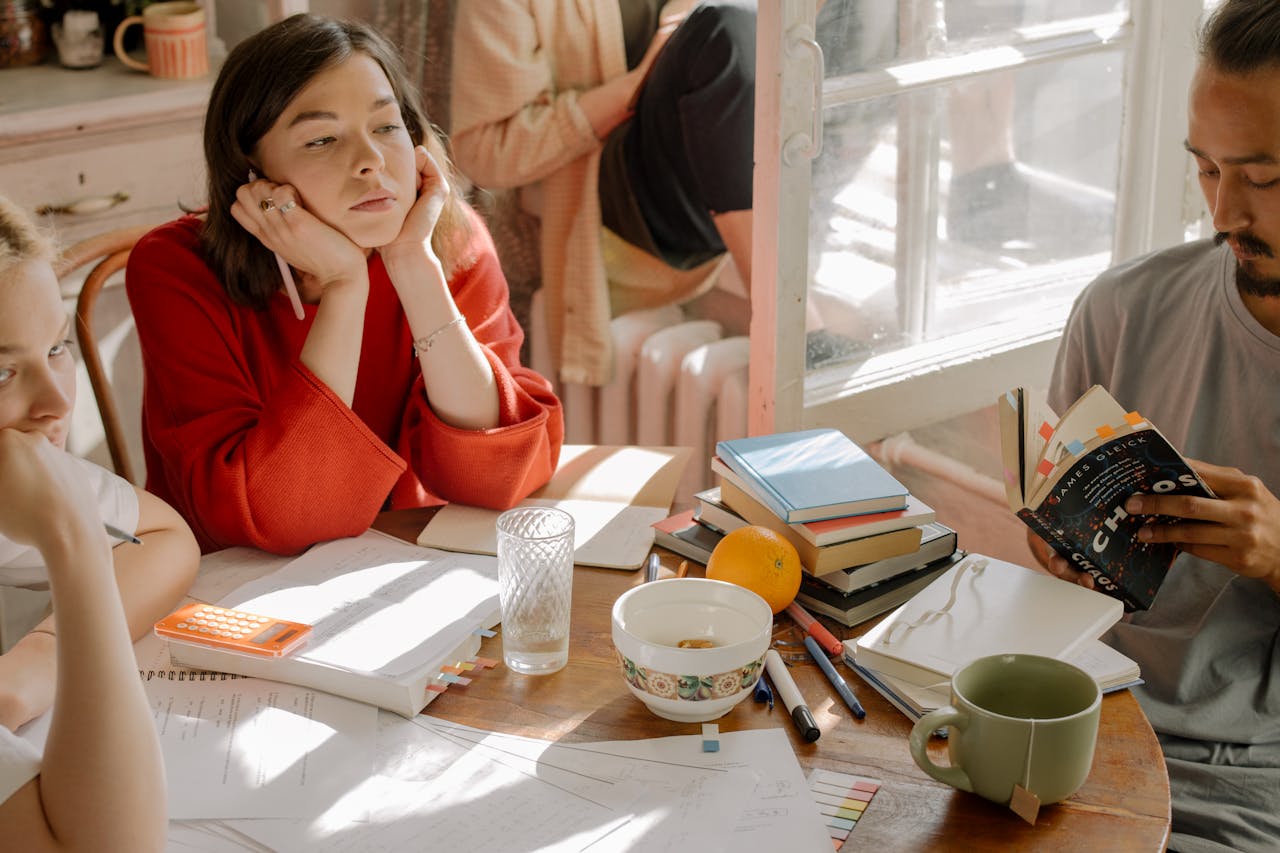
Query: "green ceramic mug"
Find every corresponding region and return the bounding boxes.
[908,653,1101,807]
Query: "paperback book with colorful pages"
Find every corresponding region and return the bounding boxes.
[714,429,909,523]
[166,532,501,717]
[850,553,1124,688]
[998,385,1215,611]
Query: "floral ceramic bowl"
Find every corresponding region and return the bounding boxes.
[611,578,773,722]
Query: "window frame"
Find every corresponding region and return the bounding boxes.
[749,0,1207,442]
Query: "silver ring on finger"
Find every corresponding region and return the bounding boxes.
[278,200,297,213]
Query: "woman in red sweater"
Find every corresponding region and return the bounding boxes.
[126,15,563,554]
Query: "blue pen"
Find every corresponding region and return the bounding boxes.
[753,674,773,710]
[803,635,866,720]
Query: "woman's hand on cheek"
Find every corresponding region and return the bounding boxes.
[231,178,366,292]
[379,146,448,263]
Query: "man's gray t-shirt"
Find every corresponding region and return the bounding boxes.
[1050,239,1280,853]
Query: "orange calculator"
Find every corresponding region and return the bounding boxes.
[155,603,312,658]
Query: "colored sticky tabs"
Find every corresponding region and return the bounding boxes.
[425,683,449,693]
[1096,424,1115,438]
[701,723,720,753]
[1038,421,1054,441]
[472,656,500,668]
[1066,439,1086,456]
[474,628,497,638]
[1124,411,1143,425]
[1036,458,1055,477]
[807,768,881,847]
[439,673,471,685]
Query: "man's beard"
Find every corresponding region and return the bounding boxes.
[1214,231,1280,297]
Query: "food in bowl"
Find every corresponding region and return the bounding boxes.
[611,578,774,723]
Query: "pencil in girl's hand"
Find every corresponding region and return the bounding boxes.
[104,523,142,545]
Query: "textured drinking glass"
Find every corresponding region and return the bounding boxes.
[496,507,575,675]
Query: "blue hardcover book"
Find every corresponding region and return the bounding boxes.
[715,429,908,523]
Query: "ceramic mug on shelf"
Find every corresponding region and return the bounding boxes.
[112,1,208,80]
[908,653,1101,808]
[52,9,103,70]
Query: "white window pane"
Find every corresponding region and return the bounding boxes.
[806,49,1124,369]
[943,0,1130,45]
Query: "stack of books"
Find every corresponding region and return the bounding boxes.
[653,429,959,627]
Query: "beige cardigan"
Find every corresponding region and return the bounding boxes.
[451,0,722,386]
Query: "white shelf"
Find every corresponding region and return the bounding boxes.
[0,57,217,145]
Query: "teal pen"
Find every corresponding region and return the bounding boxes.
[803,635,866,720]
[104,523,142,545]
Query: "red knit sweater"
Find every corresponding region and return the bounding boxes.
[126,213,563,554]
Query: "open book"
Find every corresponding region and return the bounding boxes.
[849,554,1124,688]
[418,445,690,570]
[166,531,501,717]
[998,385,1214,611]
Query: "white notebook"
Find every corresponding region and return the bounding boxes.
[851,553,1124,687]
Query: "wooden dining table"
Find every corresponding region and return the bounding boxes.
[376,509,1172,852]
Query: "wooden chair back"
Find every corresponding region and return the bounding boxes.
[55,224,154,485]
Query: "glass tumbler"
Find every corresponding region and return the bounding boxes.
[496,507,575,675]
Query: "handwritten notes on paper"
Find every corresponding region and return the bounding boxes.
[149,678,377,819]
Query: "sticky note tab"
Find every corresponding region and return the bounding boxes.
[1096,424,1115,438]
[1036,458,1055,477]
[701,723,720,752]
[1038,421,1054,441]
[808,768,881,845]
[439,673,471,685]
[472,656,500,668]
[425,683,448,693]
[474,628,497,638]
[1066,439,1086,456]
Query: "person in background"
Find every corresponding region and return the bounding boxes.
[126,15,564,555]
[450,0,755,386]
[0,194,188,851]
[1031,2,1280,849]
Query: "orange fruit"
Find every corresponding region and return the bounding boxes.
[705,525,802,614]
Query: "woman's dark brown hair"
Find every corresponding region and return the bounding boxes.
[202,14,470,309]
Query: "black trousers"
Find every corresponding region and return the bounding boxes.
[601,1,756,269]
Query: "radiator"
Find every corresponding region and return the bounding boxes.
[530,290,750,500]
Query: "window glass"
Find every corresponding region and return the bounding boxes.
[806,47,1125,369]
